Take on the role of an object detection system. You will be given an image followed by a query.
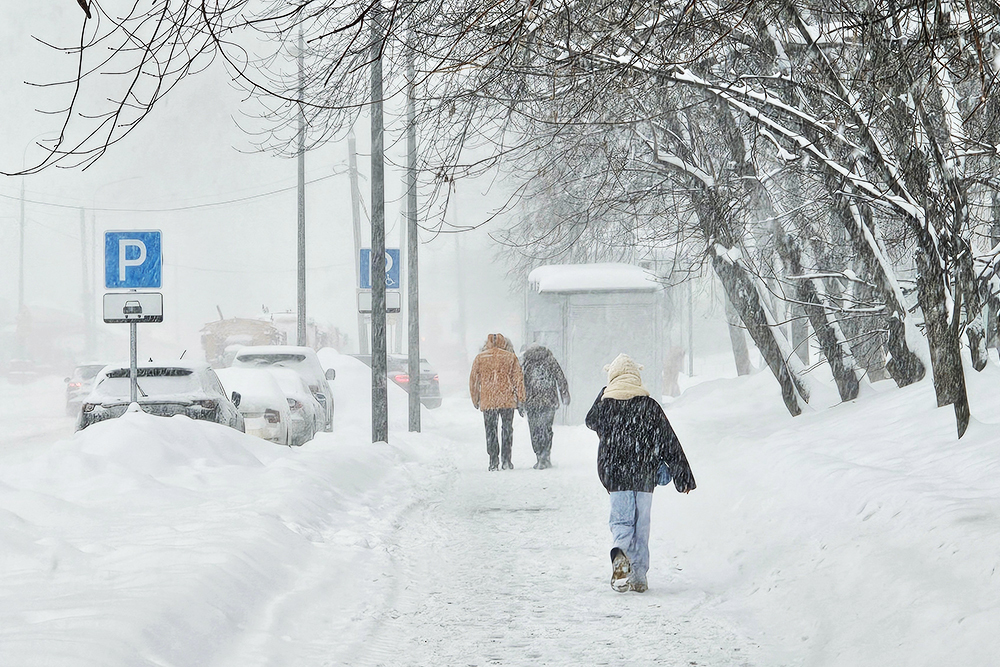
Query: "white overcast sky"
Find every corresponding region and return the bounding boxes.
[0,4,523,374]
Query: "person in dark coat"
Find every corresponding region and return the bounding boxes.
[585,353,695,593]
[520,344,570,469]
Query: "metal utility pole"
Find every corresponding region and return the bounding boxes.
[452,189,469,371]
[370,8,388,443]
[395,208,405,355]
[18,178,25,312]
[80,208,93,357]
[406,51,421,432]
[348,132,368,354]
[296,28,308,347]
[687,280,695,376]
[130,321,138,403]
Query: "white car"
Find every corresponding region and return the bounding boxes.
[231,346,335,431]
[215,367,292,446]
[267,367,324,446]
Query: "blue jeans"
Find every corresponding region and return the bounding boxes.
[609,491,653,583]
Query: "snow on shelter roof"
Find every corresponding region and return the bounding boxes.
[528,263,660,293]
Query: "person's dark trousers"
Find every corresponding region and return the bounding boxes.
[526,407,556,465]
[483,408,515,468]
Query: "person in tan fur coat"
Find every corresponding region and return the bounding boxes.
[469,333,526,470]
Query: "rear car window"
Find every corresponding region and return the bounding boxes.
[95,368,200,399]
[236,354,307,364]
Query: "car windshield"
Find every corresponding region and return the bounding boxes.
[94,368,200,400]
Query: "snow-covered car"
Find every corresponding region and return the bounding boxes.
[266,367,324,446]
[352,354,442,409]
[77,362,245,432]
[230,346,335,430]
[65,363,108,417]
[215,367,292,446]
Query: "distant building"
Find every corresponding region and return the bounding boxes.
[523,263,665,424]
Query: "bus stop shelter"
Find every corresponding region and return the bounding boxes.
[523,263,664,424]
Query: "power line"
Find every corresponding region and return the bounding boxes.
[0,172,339,214]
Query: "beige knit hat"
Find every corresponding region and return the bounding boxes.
[603,353,643,382]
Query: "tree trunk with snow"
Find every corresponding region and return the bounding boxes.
[914,240,970,437]
[724,293,754,376]
[694,190,808,416]
[824,175,925,387]
[775,227,860,402]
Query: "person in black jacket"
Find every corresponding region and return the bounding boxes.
[520,344,570,469]
[585,353,695,593]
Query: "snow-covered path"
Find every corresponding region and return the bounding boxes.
[214,396,756,667]
[344,408,755,667]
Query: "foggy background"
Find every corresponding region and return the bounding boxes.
[0,4,736,399]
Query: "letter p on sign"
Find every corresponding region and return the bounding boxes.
[105,231,162,289]
[119,239,147,281]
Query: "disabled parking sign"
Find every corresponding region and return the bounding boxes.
[105,230,162,289]
[360,248,401,289]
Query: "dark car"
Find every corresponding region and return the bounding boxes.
[65,363,108,416]
[77,362,245,432]
[352,354,442,409]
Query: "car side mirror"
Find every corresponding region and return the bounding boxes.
[64,377,71,383]
[231,391,241,408]
[325,368,336,381]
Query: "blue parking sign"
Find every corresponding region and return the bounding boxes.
[360,248,401,289]
[105,231,162,289]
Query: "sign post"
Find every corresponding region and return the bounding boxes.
[104,231,163,404]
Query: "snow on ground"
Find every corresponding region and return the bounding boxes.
[1,350,998,666]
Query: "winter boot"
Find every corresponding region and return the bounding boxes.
[628,577,648,593]
[539,455,552,469]
[488,458,500,471]
[501,459,514,470]
[532,456,542,470]
[610,547,631,593]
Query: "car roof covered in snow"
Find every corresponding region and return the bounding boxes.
[528,263,660,293]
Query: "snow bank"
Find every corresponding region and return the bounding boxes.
[0,397,426,666]
[662,363,1000,665]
